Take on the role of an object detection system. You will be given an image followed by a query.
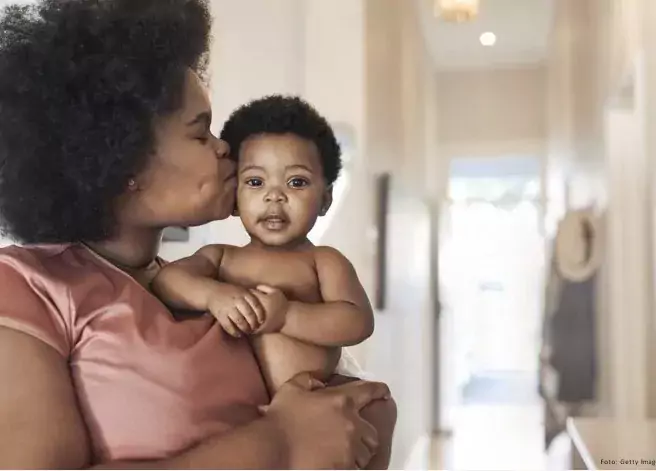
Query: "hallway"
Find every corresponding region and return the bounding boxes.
[438,352,545,469]
[442,404,545,470]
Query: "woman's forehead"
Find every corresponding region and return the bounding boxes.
[180,70,211,122]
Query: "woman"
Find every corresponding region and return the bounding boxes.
[0,0,395,468]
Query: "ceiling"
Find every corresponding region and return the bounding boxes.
[416,0,554,70]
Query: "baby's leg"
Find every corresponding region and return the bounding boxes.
[252,334,339,393]
[327,375,397,470]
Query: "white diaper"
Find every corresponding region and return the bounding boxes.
[335,348,375,381]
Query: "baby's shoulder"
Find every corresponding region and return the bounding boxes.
[310,245,352,265]
[312,245,343,255]
[213,244,260,266]
[195,243,240,258]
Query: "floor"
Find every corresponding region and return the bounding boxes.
[447,404,546,470]
[418,371,547,470]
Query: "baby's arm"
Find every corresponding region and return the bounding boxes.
[280,247,374,347]
[152,245,264,336]
[152,244,227,311]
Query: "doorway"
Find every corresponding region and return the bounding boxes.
[437,155,547,470]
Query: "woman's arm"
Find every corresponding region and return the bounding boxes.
[280,247,374,346]
[0,327,390,470]
[0,327,287,469]
[94,420,288,470]
[0,328,90,469]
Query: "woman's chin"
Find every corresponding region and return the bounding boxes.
[207,204,236,223]
[174,209,231,228]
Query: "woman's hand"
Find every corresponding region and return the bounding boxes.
[264,372,392,469]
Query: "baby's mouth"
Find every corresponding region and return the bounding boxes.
[259,213,289,230]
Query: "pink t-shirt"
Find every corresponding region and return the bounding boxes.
[0,243,269,464]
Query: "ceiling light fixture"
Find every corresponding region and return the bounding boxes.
[480,31,496,46]
[434,0,480,23]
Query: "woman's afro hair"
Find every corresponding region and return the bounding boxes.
[0,0,211,243]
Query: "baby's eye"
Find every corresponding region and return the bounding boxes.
[246,178,263,187]
[288,178,309,188]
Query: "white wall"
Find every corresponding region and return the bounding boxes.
[642,0,656,420]
[362,1,438,464]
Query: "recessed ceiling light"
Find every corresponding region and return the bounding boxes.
[480,32,496,47]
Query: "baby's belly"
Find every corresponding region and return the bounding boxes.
[252,334,340,394]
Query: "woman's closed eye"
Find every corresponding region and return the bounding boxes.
[195,132,210,144]
[288,177,309,188]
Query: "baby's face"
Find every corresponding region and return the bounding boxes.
[236,133,330,248]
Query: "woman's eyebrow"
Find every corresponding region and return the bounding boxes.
[186,111,211,127]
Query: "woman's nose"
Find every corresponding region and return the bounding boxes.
[213,139,231,159]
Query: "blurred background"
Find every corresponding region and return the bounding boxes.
[4,0,654,469]
[146,0,656,469]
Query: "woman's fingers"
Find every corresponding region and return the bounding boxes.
[354,439,375,470]
[334,380,392,411]
[284,372,326,391]
[359,418,379,453]
[348,405,379,469]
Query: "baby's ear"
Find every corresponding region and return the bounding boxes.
[319,187,334,217]
[232,202,239,217]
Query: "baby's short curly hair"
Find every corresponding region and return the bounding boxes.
[220,95,342,186]
[0,0,211,243]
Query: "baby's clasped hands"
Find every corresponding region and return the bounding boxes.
[207,284,289,337]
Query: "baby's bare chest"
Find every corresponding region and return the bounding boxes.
[219,250,322,303]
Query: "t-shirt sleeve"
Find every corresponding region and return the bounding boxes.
[0,254,71,357]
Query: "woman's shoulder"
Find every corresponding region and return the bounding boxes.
[0,242,72,267]
[0,243,128,357]
[0,243,113,289]
[0,242,118,274]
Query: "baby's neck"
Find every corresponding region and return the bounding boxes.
[246,237,314,252]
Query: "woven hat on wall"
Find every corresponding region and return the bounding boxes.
[554,209,603,282]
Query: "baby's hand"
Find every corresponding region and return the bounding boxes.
[251,285,289,334]
[207,286,265,338]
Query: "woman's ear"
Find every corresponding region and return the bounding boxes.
[127,178,138,191]
[320,187,333,217]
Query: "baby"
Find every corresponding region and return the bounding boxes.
[152,95,395,469]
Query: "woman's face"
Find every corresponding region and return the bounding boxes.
[119,70,237,229]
